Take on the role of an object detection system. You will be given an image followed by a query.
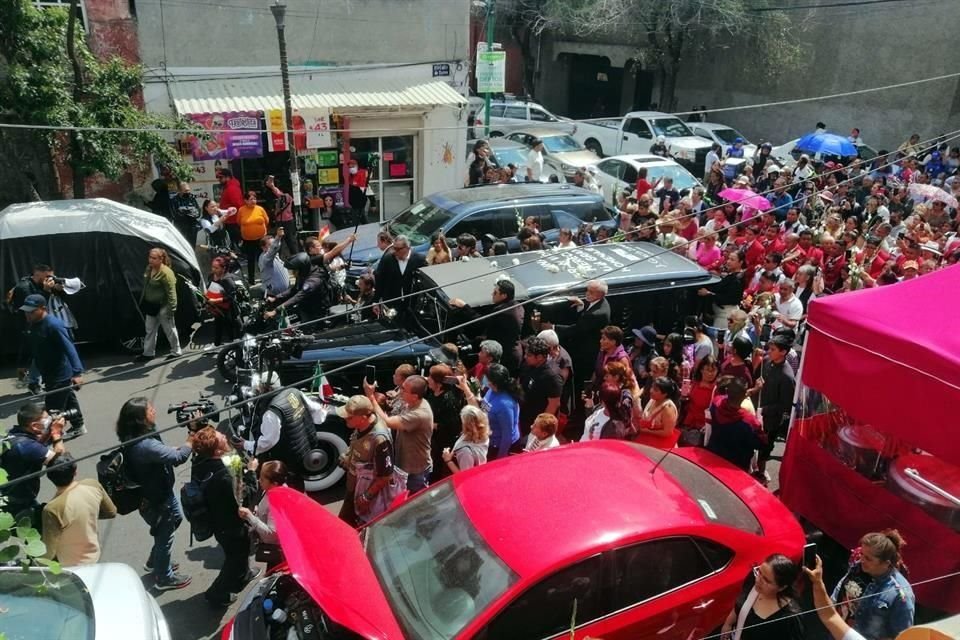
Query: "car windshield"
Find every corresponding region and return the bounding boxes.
[644,164,699,192]
[366,483,518,638]
[542,135,584,153]
[632,444,763,535]
[0,569,95,640]
[492,146,530,169]
[386,199,456,246]
[651,118,695,138]
[712,128,743,145]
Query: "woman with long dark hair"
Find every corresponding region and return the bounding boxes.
[661,332,686,387]
[463,363,520,460]
[635,377,680,448]
[680,355,719,444]
[721,553,804,640]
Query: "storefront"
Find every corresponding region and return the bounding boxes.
[165,74,467,224]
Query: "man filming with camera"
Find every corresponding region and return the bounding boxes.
[0,402,67,528]
[20,294,86,440]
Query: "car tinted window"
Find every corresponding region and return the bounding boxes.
[713,128,741,145]
[0,569,94,639]
[622,164,638,184]
[503,105,528,119]
[625,118,652,137]
[651,118,695,138]
[482,555,605,640]
[597,159,623,179]
[386,199,457,246]
[549,201,612,227]
[449,208,513,241]
[695,537,735,571]
[542,135,585,153]
[645,164,699,192]
[530,108,555,122]
[631,444,763,535]
[610,537,718,610]
[489,104,506,117]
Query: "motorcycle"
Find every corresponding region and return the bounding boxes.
[219,334,349,492]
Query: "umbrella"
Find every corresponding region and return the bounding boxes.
[718,187,772,211]
[909,183,959,209]
[795,132,858,157]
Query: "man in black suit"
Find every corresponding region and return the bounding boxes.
[550,279,611,389]
[449,279,524,373]
[374,234,426,313]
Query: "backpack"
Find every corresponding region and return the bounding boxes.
[96,447,143,515]
[180,468,223,543]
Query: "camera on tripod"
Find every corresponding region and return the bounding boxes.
[168,396,219,430]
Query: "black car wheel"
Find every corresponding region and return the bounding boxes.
[217,345,241,382]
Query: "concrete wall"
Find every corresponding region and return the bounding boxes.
[136,0,468,69]
[528,1,960,150]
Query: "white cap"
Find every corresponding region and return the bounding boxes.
[537,329,559,347]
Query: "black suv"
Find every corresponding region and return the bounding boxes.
[272,242,718,391]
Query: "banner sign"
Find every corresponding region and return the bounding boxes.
[189,111,263,161]
[267,109,287,152]
[300,108,332,150]
[476,50,506,94]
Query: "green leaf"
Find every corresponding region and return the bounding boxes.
[34,557,62,574]
[15,526,40,541]
[0,543,21,564]
[0,512,14,531]
[24,538,46,558]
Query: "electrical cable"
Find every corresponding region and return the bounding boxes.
[5,128,957,492]
[5,125,956,411]
[3,70,960,135]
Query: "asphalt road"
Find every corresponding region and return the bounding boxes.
[0,337,346,640]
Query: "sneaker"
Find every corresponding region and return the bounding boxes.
[62,425,87,441]
[205,592,237,607]
[155,572,192,591]
[134,354,153,363]
[164,353,181,361]
[143,560,179,573]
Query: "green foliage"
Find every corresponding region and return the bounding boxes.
[0,455,60,573]
[0,0,195,193]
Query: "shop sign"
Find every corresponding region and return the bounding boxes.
[267,109,287,152]
[189,111,263,161]
[300,108,332,150]
[317,167,340,185]
[188,159,220,200]
[476,51,506,94]
[432,63,450,77]
[315,150,339,167]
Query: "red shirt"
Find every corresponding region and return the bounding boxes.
[821,252,847,291]
[857,250,891,279]
[635,178,653,198]
[219,178,244,224]
[744,239,766,273]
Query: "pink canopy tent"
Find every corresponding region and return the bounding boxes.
[801,264,960,465]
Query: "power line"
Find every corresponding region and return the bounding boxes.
[2,125,954,411]
[4,126,958,491]
[750,0,917,11]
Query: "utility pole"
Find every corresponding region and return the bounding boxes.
[270,0,301,229]
[483,0,495,137]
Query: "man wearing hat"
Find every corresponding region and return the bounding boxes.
[900,260,920,281]
[336,395,394,526]
[20,294,86,440]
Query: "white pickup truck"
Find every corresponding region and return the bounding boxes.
[573,111,714,173]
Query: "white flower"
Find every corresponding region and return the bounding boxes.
[845,581,863,599]
[490,261,499,268]
[545,264,560,273]
[512,258,520,265]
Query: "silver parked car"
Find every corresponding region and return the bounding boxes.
[0,563,172,639]
[473,98,576,137]
[505,128,601,180]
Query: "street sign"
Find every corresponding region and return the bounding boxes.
[476,50,506,94]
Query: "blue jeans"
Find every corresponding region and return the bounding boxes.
[405,469,431,495]
[140,493,183,580]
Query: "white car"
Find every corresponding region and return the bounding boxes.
[0,563,172,639]
[505,128,601,180]
[688,122,758,159]
[771,138,879,165]
[473,98,575,138]
[587,154,702,205]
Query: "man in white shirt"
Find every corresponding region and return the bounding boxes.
[772,279,804,330]
[526,139,545,182]
[704,142,721,181]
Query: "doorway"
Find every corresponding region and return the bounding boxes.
[350,135,418,222]
[565,54,623,119]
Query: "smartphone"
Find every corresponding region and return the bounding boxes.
[803,542,817,570]
[365,365,377,383]
[443,375,460,386]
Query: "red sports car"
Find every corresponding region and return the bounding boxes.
[223,441,804,640]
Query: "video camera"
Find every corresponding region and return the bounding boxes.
[168,395,219,430]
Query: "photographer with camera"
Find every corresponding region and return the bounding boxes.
[0,403,66,528]
[116,397,194,591]
[19,294,86,440]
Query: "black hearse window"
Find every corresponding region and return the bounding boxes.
[449,209,511,241]
[548,201,612,227]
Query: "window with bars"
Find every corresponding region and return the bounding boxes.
[33,0,87,27]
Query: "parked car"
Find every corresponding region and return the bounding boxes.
[771,137,879,165]
[0,563,172,640]
[473,97,575,138]
[222,441,805,640]
[325,183,616,275]
[587,154,702,205]
[688,122,758,159]
[504,128,601,180]
[466,138,564,183]
[273,242,717,392]
[572,111,714,172]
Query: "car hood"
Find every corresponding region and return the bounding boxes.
[551,149,602,168]
[326,223,385,265]
[668,136,713,150]
[69,563,169,640]
[270,486,404,639]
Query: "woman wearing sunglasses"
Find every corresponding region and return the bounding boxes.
[721,553,804,640]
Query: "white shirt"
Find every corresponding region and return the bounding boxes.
[774,293,804,328]
[527,149,544,182]
[581,407,609,442]
[243,395,327,456]
[397,256,409,275]
[704,150,720,176]
[524,433,559,452]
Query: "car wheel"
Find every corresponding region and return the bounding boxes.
[585,139,603,157]
[216,345,241,382]
[303,431,349,492]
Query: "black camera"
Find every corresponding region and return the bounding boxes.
[168,396,219,429]
[49,408,81,422]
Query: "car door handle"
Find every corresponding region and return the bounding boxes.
[693,599,714,610]
[622,135,629,140]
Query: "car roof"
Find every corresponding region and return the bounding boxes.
[430,182,600,207]
[623,111,682,119]
[468,137,529,150]
[697,122,738,131]
[420,241,718,308]
[506,127,576,138]
[452,441,708,578]
[599,154,685,166]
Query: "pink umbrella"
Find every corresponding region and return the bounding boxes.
[908,183,959,209]
[718,187,772,211]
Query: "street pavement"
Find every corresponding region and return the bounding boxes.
[0,338,345,640]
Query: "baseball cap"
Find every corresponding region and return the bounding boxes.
[19,294,46,312]
[734,137,744,144]
[335,395,375,419]
[902,260,919,271]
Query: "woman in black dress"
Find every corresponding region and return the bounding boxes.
[721,553,804,640]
